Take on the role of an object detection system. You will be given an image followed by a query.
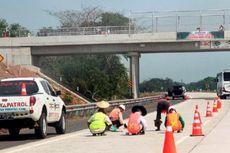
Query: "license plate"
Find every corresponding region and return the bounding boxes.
[0,114,13,120]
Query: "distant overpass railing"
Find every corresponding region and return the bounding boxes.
[1,9,230,37]
[66,95,162,117]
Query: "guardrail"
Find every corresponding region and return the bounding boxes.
[66,95,162,117]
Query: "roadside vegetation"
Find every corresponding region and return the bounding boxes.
[140,77,216,93]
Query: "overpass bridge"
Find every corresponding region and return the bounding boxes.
[1,9,230,98]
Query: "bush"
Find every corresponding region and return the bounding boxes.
[63,93,73,105]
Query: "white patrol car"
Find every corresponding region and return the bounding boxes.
[0,77,66,139]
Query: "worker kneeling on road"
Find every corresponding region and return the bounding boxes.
[126,105,147,135]
[109,104,126,132]
[88,100,112,136]
[154,95,170,131]
[164,106,185,133]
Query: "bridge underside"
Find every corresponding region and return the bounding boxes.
[31,41,201,56]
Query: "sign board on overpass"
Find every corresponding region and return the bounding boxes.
[0,54,4,62]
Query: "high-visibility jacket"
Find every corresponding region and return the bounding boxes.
[127,112,142,134]
[89,112,107,130]
[109,108,121,121]
[166,113,182,131]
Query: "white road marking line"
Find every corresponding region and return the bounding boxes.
[203,120,211,126]
[1,130,88,153]
[176,136,189,146]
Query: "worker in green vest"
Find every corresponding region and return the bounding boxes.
[88,100,112,136]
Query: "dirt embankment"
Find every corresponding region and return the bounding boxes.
[0,63,38,79]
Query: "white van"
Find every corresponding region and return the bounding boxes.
[216,69,230,99]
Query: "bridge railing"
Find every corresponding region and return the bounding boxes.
[66,95,161,117]
[1,9,230,37]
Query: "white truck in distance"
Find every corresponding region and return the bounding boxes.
[216,70,230,99]
[0,77,66,139]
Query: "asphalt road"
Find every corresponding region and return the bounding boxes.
[0,98,183,150]
[1,92,223,153]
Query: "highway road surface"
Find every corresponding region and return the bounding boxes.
[0,96,183,150]
[1,92,229,153]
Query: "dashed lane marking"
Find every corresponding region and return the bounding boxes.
[176,136,189,146]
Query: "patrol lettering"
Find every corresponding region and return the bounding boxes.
[0,102,28,108]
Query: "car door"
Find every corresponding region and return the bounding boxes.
[46,82,61,121]
[40,81,57,122]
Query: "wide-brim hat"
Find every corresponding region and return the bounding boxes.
[131,105,147,116]
[96,100,110,108]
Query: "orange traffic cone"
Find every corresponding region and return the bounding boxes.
[205,101,212,117]
[21,83,27,96]
[163,126,177,153]
[195,105,202,123]
[217,97,222,109]
[190,105,204,136]
[212,100,218,113]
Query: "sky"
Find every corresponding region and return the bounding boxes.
[1,0,230,83]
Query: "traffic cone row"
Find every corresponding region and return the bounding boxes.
[162,98,222,153]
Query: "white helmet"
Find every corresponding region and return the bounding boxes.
[119,104,126,111]
[168,106,176,112]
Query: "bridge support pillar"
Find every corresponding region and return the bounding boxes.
[32,55,41,67]
[128,52,140,99]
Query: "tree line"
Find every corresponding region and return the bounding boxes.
[139,77,216,93]
[0,19,30,37]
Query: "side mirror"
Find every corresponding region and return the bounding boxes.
[56,90,61,96]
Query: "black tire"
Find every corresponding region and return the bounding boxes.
[8,128,20,137]
[55,111,66,134]
[220,95,226,99]
[35,112,47,139]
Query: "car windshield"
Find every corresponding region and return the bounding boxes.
[0,80,38,96]
[173,86,182,90]
[223,72,230,81]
